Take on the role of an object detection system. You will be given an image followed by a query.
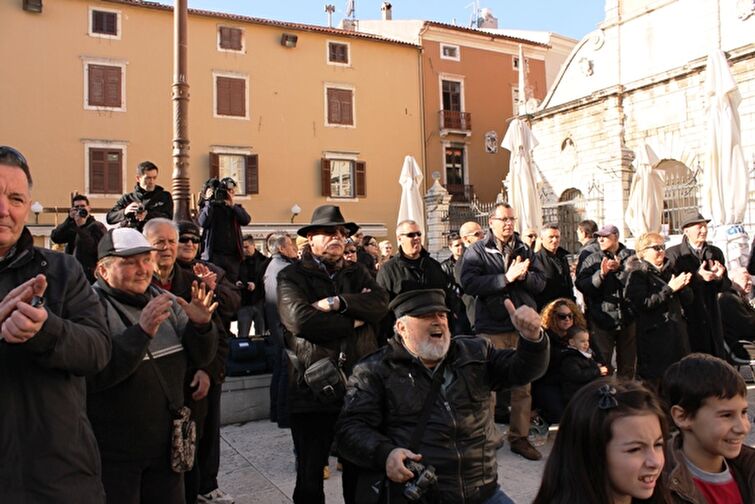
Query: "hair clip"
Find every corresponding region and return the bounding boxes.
[597,384,618,410]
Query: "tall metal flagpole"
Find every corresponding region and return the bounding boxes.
[172,0,191,221]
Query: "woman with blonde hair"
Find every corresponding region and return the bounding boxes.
[531,298,588,423]
[624,232,692,388]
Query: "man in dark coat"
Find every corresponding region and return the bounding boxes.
[460,203,546,461]
[666,211,730,357]
[0,146,112,503]
[575,219,599,275]
[277,205,389,504]
[455,221,485,332]
[237,235,269,337]
[50,193,107,283]
[440,232,471,334]
[575,224,635,379]
[534,223,575,310]
[718,267,755,361]
[336,289,548,504]
[107,160,174,231]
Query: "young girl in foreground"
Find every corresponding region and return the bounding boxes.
[533,379,671,504]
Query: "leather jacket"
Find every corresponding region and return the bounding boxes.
[336,333,549,503]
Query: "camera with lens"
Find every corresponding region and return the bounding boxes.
[203,177,237,205]
[73,207,89,218]
[403,461,437,501]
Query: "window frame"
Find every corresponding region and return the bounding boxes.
[439,43,460,61]
[438,73,465,113]
[217,25,245,53]
[442,141,468,186]
[321,152,365,200]
[88,6,121,40]
[326,40,351,66]
[213,71,250,120]
[82,58,127,112]
[83,140,127,197]
[209,147,259,197]
[324,83,356,128]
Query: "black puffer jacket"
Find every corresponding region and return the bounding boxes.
[560,347,603,402]
[277,253,389,413]
[534,246,575,311]
[49,215,107,283]
[106,183,174,231]
[575,243,635,331]
[1,228,111,503]
[624,257,691,379]
[336,334,549,504]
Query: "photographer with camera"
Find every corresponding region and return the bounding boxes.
[336,289,548,504]
[50,194,107,283]
[198,177,250,283]
[107,161,174,231]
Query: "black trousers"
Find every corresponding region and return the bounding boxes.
[184,381,223,502]
[289,411,340,504]
[101,456,184,504]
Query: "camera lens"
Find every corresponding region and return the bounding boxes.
[77,208,88,218]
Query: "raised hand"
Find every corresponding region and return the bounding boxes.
[504,298,542,341]
[192,263,218,291]
[697,261,717,282]
[505,256,530,283]
[177,281,218,325]
[600,257,619,277]
[668,272,692,292]
[139,293,174,337]
[709,260,726,280]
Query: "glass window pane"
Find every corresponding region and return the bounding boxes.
[330,159,353,198]
[219,154,246,195]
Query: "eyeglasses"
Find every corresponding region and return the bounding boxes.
[179,236,201,244]
[555,312,574,321]
[400,231,422,239]
[643,244,665,252]
[491,217,517,223]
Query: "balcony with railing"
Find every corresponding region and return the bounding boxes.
[439,110,471,132]
[445,183,475,202]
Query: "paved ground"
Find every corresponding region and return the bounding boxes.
[217,384,755,504]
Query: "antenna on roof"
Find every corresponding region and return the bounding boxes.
[466,0,480,28]
[325,4,335,27]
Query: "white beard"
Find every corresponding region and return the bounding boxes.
[415,337,450,362]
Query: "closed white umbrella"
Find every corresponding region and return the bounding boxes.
[397,155,425,237]
[625,143,664,236]
[702,50,749,226]
[501,118,541,235]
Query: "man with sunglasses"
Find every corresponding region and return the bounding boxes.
[0,146,111,502]
[277,205,389,504]
[460,203,546,461]
[50,193,107,283]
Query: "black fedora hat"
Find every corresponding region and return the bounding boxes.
[297,205,359,237]
[679,210,711,230]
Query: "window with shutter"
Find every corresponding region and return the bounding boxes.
[87,64,122,108]
[216,76,247,118]
[328,42,349,64]
[219,27,243,51]
[326,87,354,126]
[91,10,118,37]
[89,147,122,194]
[322,158,361,198]
[245,154,259,195]
[212,153,257,195]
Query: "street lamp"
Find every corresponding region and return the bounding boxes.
[31,201,43,224]
[290,203,301,223]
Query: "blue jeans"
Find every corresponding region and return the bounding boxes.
[482,487,516,504]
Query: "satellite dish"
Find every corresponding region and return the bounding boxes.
[525,98,540,114]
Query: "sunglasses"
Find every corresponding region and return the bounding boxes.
[179,236,201,244]
[555,313,574,321]
[400,231,422,239]
[643,244,665,252]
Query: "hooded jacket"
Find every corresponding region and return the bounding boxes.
[0,228,111,503]
[106,183,174,231]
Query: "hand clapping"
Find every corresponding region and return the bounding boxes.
[176,281,218,325]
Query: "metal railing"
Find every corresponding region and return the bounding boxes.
[439,110,471,131]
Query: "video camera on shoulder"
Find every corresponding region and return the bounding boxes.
[203,177,237,204]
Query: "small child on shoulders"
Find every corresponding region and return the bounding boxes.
[661,353,755,504]
[560,326,609,404]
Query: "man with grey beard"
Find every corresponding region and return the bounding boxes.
[336,289,548,504]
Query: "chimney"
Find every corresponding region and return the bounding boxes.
[478,8,498,29]
[381,2,392,20]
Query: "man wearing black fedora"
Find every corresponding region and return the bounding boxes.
[276,204,389,504]
[666,210,730,356]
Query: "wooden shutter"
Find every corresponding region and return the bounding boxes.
[93,11,117,36]
[326,88,340,124]
[216,76,245,117]
[209,153,220,179]
[89,66,105,106]
[88,65,121,107]
[355,161,366,197]
[320,158,331,197]
[219,27,242,50]
[90,148,122,193]
[90,149,105,193]
[245,154,259,195]
[339,89,353,125]
[104,66,121,107]
[327,88,353,125]
[328,43,348,63]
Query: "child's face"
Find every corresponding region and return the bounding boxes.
[569,331,590,353]
[606,413,664,502]
[674,395,750,471]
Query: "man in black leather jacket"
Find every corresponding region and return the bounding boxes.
[336,289,548,504]
[277,205,389,504]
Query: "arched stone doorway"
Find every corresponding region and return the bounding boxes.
[658,159,699,234]
[557,188,585,253]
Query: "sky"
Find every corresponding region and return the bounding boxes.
[163,1,606,41]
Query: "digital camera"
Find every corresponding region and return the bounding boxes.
[403,460,437,501]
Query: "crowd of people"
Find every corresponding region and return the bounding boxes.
[2,144,755,504]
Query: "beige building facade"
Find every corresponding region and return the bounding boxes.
[1,0,424,240]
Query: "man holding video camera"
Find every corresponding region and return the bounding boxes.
[335,289,548,504]
[198,177,251,283]
[50,194,107,283]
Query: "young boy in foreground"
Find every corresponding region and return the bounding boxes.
[662,353,755,503]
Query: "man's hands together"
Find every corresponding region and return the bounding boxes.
[0,274,48,343]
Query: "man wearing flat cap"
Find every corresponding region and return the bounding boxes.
[276,204,389,504]
[575,224,636,379]
[336,289,547,504]
[666,210,730,356]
